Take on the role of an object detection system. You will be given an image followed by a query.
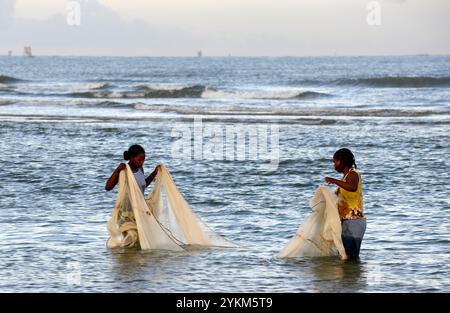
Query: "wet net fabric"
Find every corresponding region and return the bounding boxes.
[107,164,236,250]
[278,186,347,260]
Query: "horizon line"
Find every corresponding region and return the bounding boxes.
[1,53,449,58]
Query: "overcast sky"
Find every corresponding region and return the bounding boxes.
[0,0,449,56]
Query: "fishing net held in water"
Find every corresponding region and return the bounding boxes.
[107,164,236,250]
[278,186,347,260]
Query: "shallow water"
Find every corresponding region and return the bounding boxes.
[0,56,449,292]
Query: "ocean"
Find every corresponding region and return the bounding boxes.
[0,55,449,292]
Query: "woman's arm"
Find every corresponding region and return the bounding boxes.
[324,171,359,192]
[105,163,126,191]
[145,165,161,187]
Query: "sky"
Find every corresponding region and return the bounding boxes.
[0,0,449,56]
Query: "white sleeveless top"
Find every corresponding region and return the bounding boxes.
[132,167,146,195]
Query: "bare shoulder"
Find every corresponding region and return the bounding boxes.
[347,170,359,183]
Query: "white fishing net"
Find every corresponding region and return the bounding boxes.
[107,164,236,250]
[278,186,347,260]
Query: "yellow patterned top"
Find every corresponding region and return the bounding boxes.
[337,168,365,220]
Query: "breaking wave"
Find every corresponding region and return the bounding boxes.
[65,84,332,100]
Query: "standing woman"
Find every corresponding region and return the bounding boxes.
[105,144,160,247]
[325,148,366,259]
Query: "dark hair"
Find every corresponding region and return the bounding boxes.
[333,148,357,169]
[123,144,145,160]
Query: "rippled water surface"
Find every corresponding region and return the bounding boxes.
[0,56,449,292]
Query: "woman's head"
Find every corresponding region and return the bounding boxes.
[124,144,145,168]
[332,148,357,173]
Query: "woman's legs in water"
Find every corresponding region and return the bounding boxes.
[341,219,366,259]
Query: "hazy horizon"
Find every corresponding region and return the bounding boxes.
[2,53,449,58]
[1,0,449,57]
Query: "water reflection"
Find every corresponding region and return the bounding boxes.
[108,245,215,291]
[310,258,367,292]
[280,256,367,292]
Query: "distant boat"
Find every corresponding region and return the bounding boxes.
[8,50,12,56]
[197,50,203,57]
[23,46,33,57]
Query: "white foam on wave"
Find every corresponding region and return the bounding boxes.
[201,88,331,100]
[14,82,108,92]
[0,83,11,90]
[134,103,450,117]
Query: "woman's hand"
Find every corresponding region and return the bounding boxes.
[324,177,336,184]
[146,164,162,187]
